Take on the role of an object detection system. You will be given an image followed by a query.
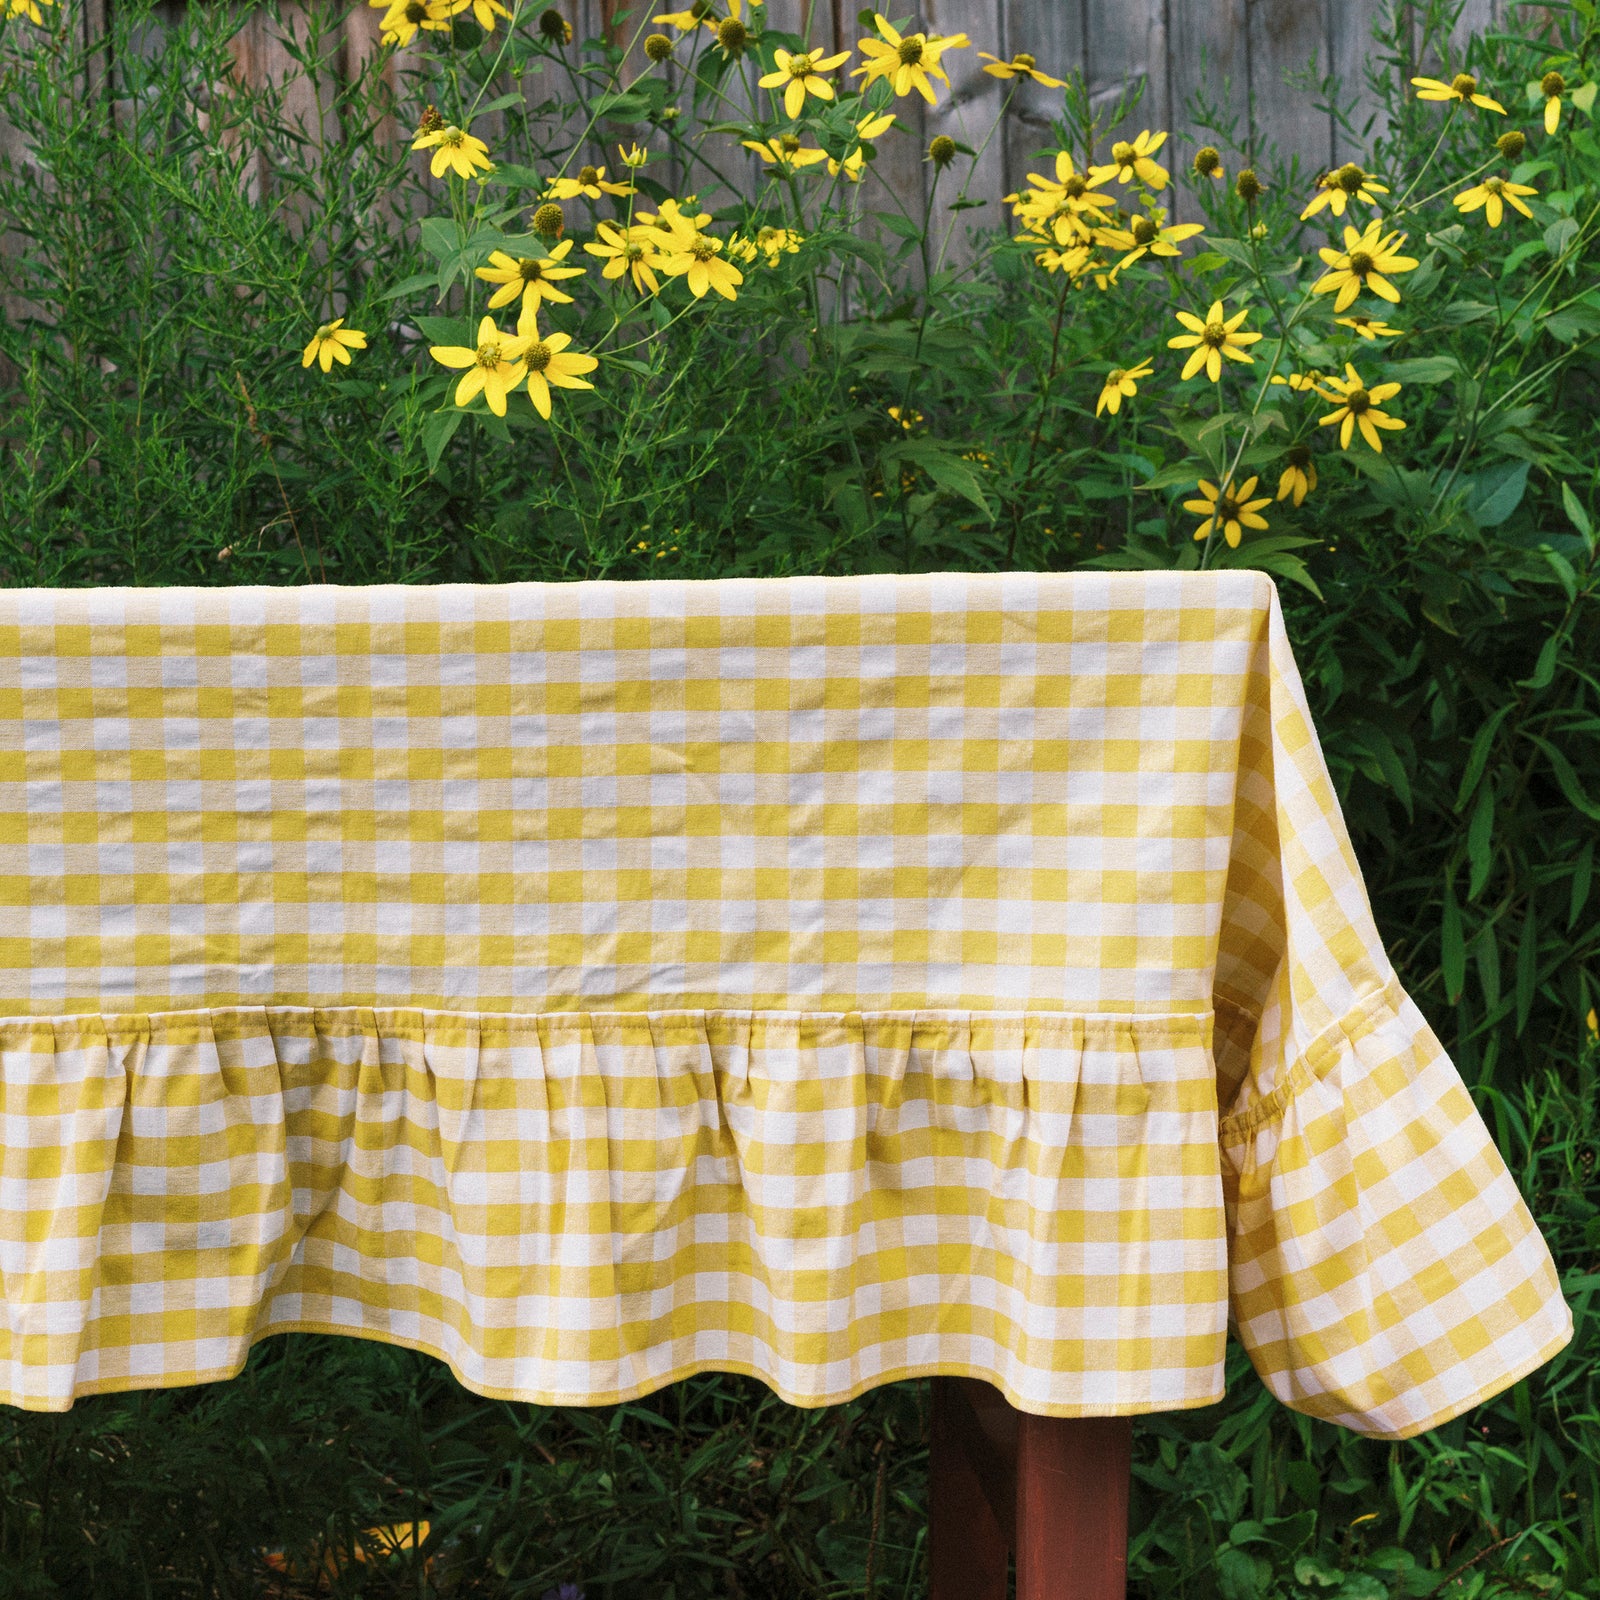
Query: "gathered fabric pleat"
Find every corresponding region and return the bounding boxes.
[0,1005,1223,1415]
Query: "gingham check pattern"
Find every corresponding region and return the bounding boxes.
[0,572,1570,1433]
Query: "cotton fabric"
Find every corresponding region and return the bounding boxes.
[0,572,1570,1432]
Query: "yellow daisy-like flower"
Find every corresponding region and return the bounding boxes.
[851,12,969,105]
[1033,242,1094,277]
[412,123,494,182]
[1269,370,1329,393]
[428,314,531,417]
[1095,358,1153,417]
[759,47,852,120]
[978,51,1065,87]
[1588,1005,1599,1039]
[1453,172,1538,227]
[1004,152,1115,246]
[460,0,511,31]
[1089,129,1169,191]
[652,1,714,30]
[639,197,713,238]
[1276,444,1317,507]
[1300,162,1391,220]
[618,142,650,169]
[1167,298,1262,382]
[301,318,368,374]
[1101,209,1204,268]
[1411,72,1506,113]
[545,164,634,200]
[584,220,667,295]
[1318,362,1405,452]
[513,309,600,421]
[754,224,802,264]
[1540,71,1567,134]
[854,110,897,140]
[654,224,744,300]
[3,0,56,24]
[1183,476,1271,548]
[1335,314,1404,340]
[742,132,830,170]
[378,0,457,46]
[475,239,586,313]
[1313,221,1419,312]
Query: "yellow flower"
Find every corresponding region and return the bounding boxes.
[1269,370,1328,393]
[1453,172,1538,226]
[851,12,969,105]
[301,318,368,373]
[654,224,744,300]
[754,224,802,264]
[428,314,531,417]
[1300,162,1391,220]
[652,0,716,30]
[459,0,511,31]
[475,239,586,313]
[1335,314,1404,340]
[1004,152,1114,246]
[1095,358,1153,417]
[1313,221,1418,312]
[887,405,923,430]
[378,0,457,46]
[1587,1006,1598,1039]
[1411,72,1505,113]
[1540,71,1566,134]
[584,220,667,294]
[618,142,650,169]
[977,51,1065,87]
[742,132,830,170]
[759,46,852,119]
[412,123,494,181]
[545,164,634,200]
[1276,444,1317,507]
[854,110,896,140]
[513,309,599,420]
[1089,129,1169,190]
[1167,298,1262,382]
[1101,209,1204,268]
[2,0,55,24]
[1318,362,1405,452]
[639,197,713,237]
[1183,476,1271,547]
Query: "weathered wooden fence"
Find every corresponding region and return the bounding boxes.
[7,0,1533,266]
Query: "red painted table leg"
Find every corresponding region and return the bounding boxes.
[928,1378,1132,1600]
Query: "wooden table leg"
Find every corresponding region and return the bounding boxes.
[928,1377,1132,1600]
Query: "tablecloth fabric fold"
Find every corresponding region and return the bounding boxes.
[0,571,1570,1433]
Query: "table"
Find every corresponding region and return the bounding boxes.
[0,572,1571,1592]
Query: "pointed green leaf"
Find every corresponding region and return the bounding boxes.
[1467,780,1496,899]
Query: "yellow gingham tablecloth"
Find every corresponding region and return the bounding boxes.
[0,572,1571,1433]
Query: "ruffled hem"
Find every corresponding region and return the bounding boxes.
[1218,977,1572,1438]
[0,1004,1230,1413]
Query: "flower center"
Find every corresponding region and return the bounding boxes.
[1286,444,1311,469]
[475,340,503,369]
[688,234,718,262]
[1131,216,1157,244]
[1014,52,1035,70]
[1542,71,1566,97]
[897,36,923,64]
[1112,141,1135,165]
[1336,162,1365,193]
[1451,72,1477,96]
[788,52,814,76]
[779,134,801,154]
[1345,387,1371,413]
[1107,367,1125,384]
[440,126,466,148]
[525,341,552,372]
[519,259,546,282]
[1217,492,1242,520]
[1062,175,1086,198]
[1348,249,1374,276]
[1486,176,1507,195]
[717,16,746,49]
[405,1,426,21]
[624,243,644,261]
[579,165,600,185]
[1202,320,1227,346]
[314,323,337,341]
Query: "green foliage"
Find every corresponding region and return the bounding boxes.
[0,0,1597,1594]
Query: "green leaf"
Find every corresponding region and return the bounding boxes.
[377,272,442,303]
[1139,460,1204,492]
[1464,458,1530,528]
[1467,780,1496,899]
[1186,251,1228,274]
[1216,1547,1271,1600]
[472,91,527,117]
[420,216,464,264]
[1441,877,1466,1003]
[1570,839,1595,930]
[414,316,474,346]
[1515,900,1539,1036]
[1333,1578,1389,1600]
[1381,356,1460,384]
[1524,733,1600,820]
[588,90,653,122]
[1296,1557,1346,1589]
[1205,237,1256,268]
[1561,481,1596,552]
[872,211,924,242]
[482,161,551,189]
[1544,215,1580,259]
[1521,631,1563,690]
[1455,703,1513,810]
[421,407,464,473]
[1500,238,1545,277]
[891,441,994,521]
[1574,79,1598,114]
